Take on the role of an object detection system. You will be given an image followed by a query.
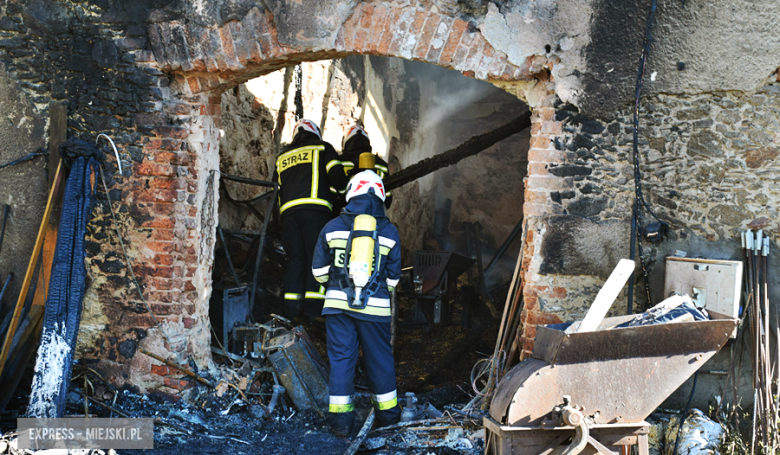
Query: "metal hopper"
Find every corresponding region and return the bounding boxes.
[485,313,737,455]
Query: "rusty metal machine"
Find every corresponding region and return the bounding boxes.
[485,313,737,455]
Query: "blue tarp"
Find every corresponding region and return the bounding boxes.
[27,155,99,418]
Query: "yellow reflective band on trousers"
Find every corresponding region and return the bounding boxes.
[329,403,354,413]
[305,291,326,299]
[373,397,398,410]
[284,293,302,300]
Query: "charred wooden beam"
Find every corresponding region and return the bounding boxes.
[385,111,532,191]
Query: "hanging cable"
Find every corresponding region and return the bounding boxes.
[294,64,304,120]
[0,150,47,171]
[628,0,668,314]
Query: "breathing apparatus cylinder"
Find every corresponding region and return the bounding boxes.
[349,214,377,305]
[358,152,376,171]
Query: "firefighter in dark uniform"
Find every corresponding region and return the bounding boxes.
[272,119,349,318]
[340,125,393,209]
[312,170,402,435]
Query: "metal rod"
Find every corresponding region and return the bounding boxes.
[484,217,524,275]
[138,348,214,388]
[249,184,278,311]
[0,273,12,305]
[218,225,241,286]
[0,204,9,254]
[219,172,275,187]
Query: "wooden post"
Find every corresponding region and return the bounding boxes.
[48,102,67,189]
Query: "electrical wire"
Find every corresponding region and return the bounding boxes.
[0,150,47,171]
[673,372,699,455]
[628,0,665,313]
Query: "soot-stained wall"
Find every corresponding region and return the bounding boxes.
[0,0,778,403]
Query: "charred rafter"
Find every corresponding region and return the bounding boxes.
[385,111,532,191]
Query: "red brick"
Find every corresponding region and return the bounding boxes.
[264,10,284,57]
[183,317,194,329]
[151,302,183,314]
[425,16,453,63]
[524,190,547,204]
[219,24,242,70]
[521,334,535,352]
[164,378,194,392]
[527,163,548,176]
[148,178,186,190]
[534,107,555,122]
[523,324,537,340]
[242,10,266,62]
[463,34,486,72]
[133,265,174,279]
[183,280,196,292]
[151,364,169,376]
[135,163,176,177]
[358,3,375,29]
[387,9,415,56]
[413,13,440,60]
[437,18,468,67]
[342,5,365,51]
[451,30,477,70]
[151,126,189,139]
[550,287,567,298]
[139,217,176,229]
[377,7,404,55]
[525,311,562,326]
[227,21,248,63]
[365,4,389,53]
[529,135,553,150]
[528,148,567,164]
[184,25,207,72]
[134,189,177,203]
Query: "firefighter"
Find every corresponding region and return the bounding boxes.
[340,125,393,208]
[311,170,402,435]
[272,118,349,319]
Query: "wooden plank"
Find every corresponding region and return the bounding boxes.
[573,259,635,333]
[0,161,65,380]
[48,102,67,189]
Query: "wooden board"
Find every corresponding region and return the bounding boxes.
[0,161,65,380]
[575,259,635,333]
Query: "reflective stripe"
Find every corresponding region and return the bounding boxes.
[387,278,399,287]
[324,299,391,316]
[280,197,332,214]
[326,159,341,171]
[378,236,396,248]
[329,403,354,413]
[330,395,352,405]
[324,290,391,308]
[375,397,398,410]
[311,147,320,198]
[386,191,393,197]
[276,145,324,166]
[374,164,388,173]
[319,285,326,293]
[372,390,398,410]
[328,239,347,249]
[284,293,302,300]
[379,246,391,256]
[341,161,355,169]
[325,231,350,241]
[305,291,326,299]
[330,186,338,193]
[314,274,329,284]
[313,265,331,276]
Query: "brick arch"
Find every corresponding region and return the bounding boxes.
[122,1,565,395]
[147,3,551,95]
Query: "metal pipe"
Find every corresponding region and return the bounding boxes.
[218,225,241,286]
[484,217,524,275]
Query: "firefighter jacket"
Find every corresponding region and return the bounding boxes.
[311,194,401,319]
[340,135,393,208]
[272,132,349,216]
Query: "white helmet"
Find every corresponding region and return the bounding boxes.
[292,118,321,140]
[346,170,386,202]
[342,124,368,149]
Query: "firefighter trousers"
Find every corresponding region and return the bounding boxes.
[326,313,401,435]
[281,209,331,318]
